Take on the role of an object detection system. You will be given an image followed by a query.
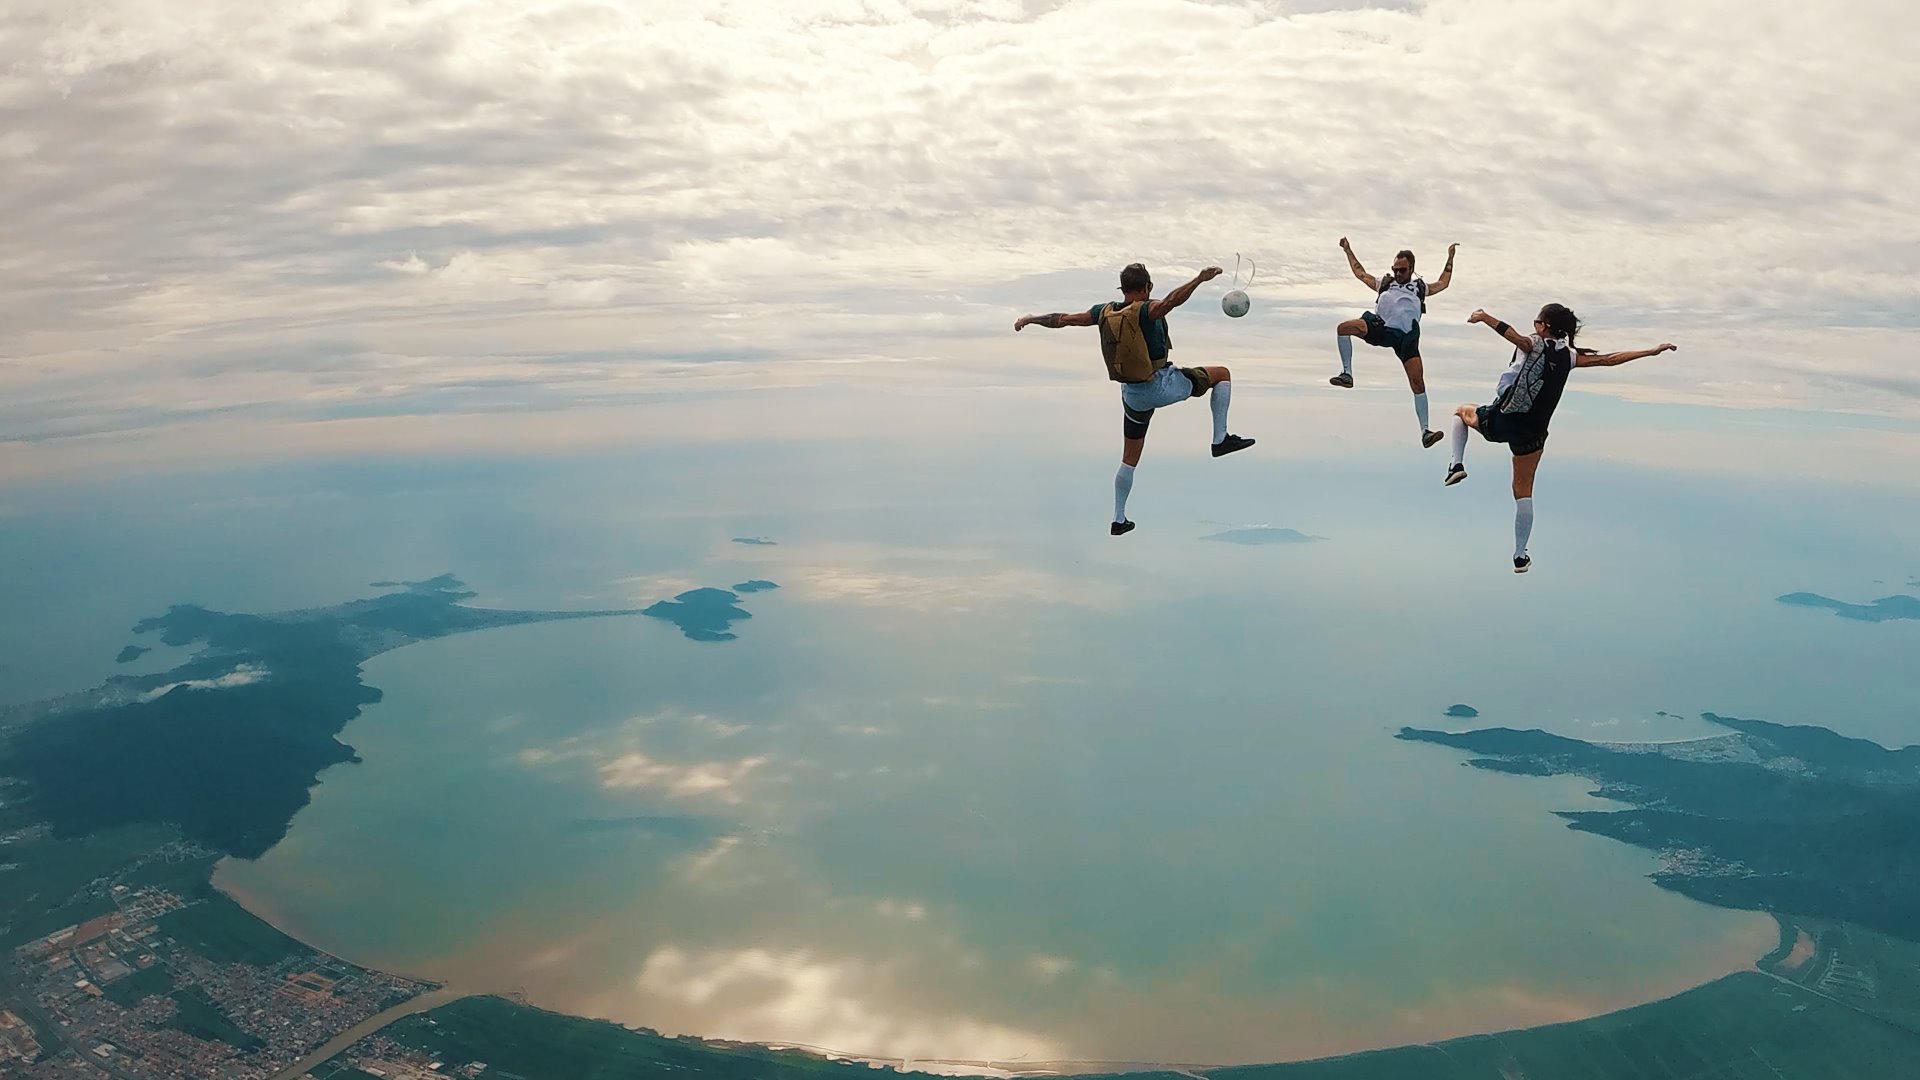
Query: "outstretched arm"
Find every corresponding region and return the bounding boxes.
[1014,310,1096,331]
[1147,266,1223,320]
[1338,237,1378,291]
[1468,309,1533,351]
[1575,343,1677,367]
[1427,243,1459,295]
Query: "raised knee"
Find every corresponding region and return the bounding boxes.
[1215,367,1232,383]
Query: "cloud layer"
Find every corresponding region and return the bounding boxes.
[4,0,1915,452]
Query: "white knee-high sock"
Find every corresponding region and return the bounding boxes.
[1449,415,1468,466]
[1337,335,1353,375]
[1114,464,1135,523]
[1210,381,1231,444]
[1514,497,1534,557]
[1414,392,1430,434]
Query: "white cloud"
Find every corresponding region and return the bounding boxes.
[875,899,929,921]
[682,835,744,879]
[2,0,1914,460]
[137,663,268,701]
[3,0,1920,445]
[634,944,1065,1062]
[1026,954,1075,981]
[599,751,770,802]
[513,708,770,803]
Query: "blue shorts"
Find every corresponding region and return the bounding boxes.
[1120,363,1209,413]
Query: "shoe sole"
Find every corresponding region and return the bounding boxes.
[1444,471,1467,486]
[1329,379,1352,389]
[1514,562,1531,574]
[1422,432,1444,449]
[1212,442,1254,458]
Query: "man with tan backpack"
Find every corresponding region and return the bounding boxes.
[1015,262,1254,535]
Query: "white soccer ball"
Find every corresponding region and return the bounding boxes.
[1222,290,1250,318]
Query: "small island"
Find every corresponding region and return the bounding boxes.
[731,537,778,546]
[1199,527,1316,546]
[1777,591,1920,622]
[732,580,779,594]
[115,645,151,664]
[1444,704,1479,718]
[643,585,778,642]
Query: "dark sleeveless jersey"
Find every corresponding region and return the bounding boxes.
[1492,335,1575,428]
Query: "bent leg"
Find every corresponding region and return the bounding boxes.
[1511,450,1542,562]
[1333,319,1363,383]
[1404,354,1436,444]
[1114,406,1150,533]
[1203,366,1233,445]
[1445,403,1478,483]
[1196,367,1254,456]
[1448,410,1470,465]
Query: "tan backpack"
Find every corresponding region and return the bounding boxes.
[1097,301,1155,383]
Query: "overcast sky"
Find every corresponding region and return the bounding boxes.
[3,0,1916,463]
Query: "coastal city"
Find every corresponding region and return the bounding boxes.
[0,869,438,1080]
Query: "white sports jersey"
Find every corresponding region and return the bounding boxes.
[1375,276,1426,332]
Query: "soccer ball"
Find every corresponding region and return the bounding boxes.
[1222,290,1250,318]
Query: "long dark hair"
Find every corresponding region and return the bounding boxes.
[1538,303,1581,346]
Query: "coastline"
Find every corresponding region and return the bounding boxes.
[213,863,1781,1075]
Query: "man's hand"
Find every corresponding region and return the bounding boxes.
[1655,342,1677,354]
[1339,237,1351,252]
[1014,316,1029,332]
[1447,243,1458,259]
[1468,309,1490,324]
[1198,265,1223,282]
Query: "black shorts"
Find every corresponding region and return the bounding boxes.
[1360,311,1422,362]
[1475,406,1547,457]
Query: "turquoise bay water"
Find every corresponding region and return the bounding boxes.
[11,380,1920,1065]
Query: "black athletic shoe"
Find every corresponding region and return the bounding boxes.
[1513,555,1532,574]
[1329,372,1353,388]
[1444,464,1467,486]
[1212,434,1255,458]
[1422,429,1444,449]
[1111,520,1136,537]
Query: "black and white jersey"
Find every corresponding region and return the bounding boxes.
[1493,335,1575,424]
[1374,276,1426,332]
